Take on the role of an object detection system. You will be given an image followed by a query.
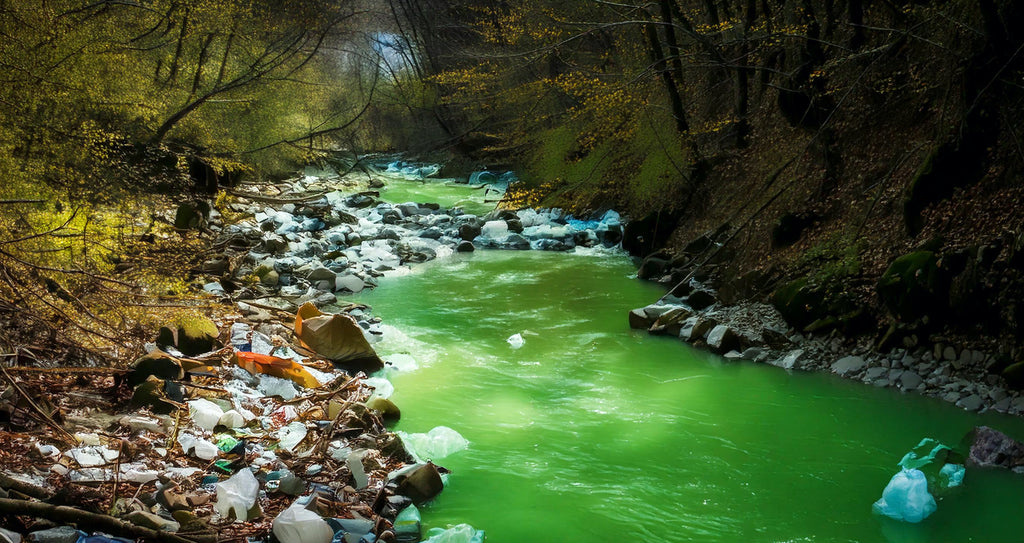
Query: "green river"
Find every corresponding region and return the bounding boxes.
[347,178,1024,542]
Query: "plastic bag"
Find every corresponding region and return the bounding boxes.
[393,504,421,543]
[397,426,469,462]
[420,524,485,543]
[506,333,525,349]
[939,463,965,488]
[872,468,937,523]
[215,468,260,521]
[188,398,224,431]
[294,302,383,373]
[272,503,333,543]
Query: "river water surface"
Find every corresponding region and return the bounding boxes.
[347,179,1024,542]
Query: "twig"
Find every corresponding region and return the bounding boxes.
[0,360,77,445]
[0,497,216,543]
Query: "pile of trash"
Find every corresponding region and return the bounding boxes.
[0,300,471,542]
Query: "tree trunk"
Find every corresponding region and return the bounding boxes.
[642,16,688,133]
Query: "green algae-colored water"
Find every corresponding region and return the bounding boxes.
[376,177,499,216]
[352,249,1024,542]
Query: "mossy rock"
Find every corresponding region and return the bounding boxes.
[1002,361,1024,389]
[876,251,949,322]
[366,397,401,424]
[771,278,828,330]
[174,201,211,230]
[157,315,222,356]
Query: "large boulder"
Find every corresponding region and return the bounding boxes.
[877,251,950,322]
[771,278,828,330]
[965,426,1024,471]
[706,325,743,353]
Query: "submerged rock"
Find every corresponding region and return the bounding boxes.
[966,426,1024,471]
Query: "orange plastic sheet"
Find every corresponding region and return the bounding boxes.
[231,351,321,389]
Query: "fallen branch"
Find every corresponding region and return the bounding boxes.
[225,189,327,204]
[0,473,52,501]
[0,361,77,445]
[0,497,217,543]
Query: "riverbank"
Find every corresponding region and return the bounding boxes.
[628,279,1024,417]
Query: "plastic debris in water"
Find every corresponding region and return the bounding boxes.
[397,426,469,462]
[873,468,936,523]
[939,463,966,488]
[420,524,485,543]
[507,333,525,349]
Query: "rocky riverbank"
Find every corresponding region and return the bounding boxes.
[0,163,633,542]
[628,276,1024,417]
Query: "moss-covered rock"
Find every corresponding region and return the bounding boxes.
[877,251,949,322]
[157,315,222,356]
[771,278,828,330]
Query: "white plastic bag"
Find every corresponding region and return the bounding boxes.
[397,426,469,462]
[189,398,224,431]
[215,468,260,521]
[506,333,525,349]
[272,503,333,543]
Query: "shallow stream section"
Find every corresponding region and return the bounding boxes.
[351,249,1024,542]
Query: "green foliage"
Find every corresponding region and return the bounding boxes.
[798,234,865,286]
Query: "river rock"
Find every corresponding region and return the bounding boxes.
[458,223,481,241]
[629,308,654,330]
[706,325,742,353]
[831,355,866,377]
[864,366,888,381]
[900,371,923,390]
[420,227,443,239]
[395,462,445,504]
[956,394,983,411]
[336,274,365,293]
[505,233,531,250]
[741,347,764,361]
[966,426,1024,470]
[772,349,806,370]
[688,316,718,341]
[305,266,337,283]
[649,307,692,336]
[456,240,475,252]
[685,290,717,311]
[637,256,670,280]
